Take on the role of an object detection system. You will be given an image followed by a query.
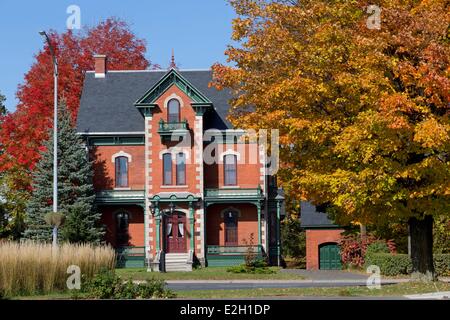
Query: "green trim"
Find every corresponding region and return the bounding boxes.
[276,200,281,265]
[257,201,261,247]
[155,207,161,252]
[149,193,201,203]
[134,69,213,115]
[189,202,195,252]
[157,119,189,140]
[88,136,144,146]
[95,190,145,205]
[204,187,264,206]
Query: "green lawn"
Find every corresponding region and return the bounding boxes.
[115,266,306,280]
[175,281,450,299]
[13,281,450,300]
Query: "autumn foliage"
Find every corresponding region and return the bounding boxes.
[213,0,449,276]
[0,18,151,174]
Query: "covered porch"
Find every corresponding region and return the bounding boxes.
[204,187,265,267]
[96,189,146,268]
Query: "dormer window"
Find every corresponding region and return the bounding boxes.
[167,98,180,123]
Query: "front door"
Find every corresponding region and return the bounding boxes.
[165,213,187,253]
[224,211,238,246]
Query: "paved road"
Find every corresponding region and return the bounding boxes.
[164,279,405,291]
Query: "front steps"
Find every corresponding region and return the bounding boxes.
[164,252,193,272]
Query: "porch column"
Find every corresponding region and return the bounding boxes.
[155,204,161,252]
[189,201,195,251]
[276,200,281,266]
[257,201,262,247]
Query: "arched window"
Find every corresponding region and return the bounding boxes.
[115,156,128,188]
[224,154,237,186]
[167,99,180,123]
[176,152,186,185]
[163,153,172,185]
[116,211,129,246]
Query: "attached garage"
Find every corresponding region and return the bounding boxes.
[319,243,341,270]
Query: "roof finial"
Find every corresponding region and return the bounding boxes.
[169,48,177,69]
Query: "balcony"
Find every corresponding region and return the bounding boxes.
[157,119,189,141]
[204,186,264,206]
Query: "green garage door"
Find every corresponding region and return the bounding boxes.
[319,243,341,270]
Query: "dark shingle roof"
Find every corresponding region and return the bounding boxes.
[300,201,339,228]
[77,70,233,133]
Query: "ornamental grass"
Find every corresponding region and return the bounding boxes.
[0,241,115,297]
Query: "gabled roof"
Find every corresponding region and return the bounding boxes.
[300,201,340,228]
[77,69,233,134]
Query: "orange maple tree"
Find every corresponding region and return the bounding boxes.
[212,0,449,279]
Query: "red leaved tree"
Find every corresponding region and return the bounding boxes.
[0,18,152,175]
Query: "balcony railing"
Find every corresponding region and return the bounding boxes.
[158,119,188,132]
[204,186,263,202]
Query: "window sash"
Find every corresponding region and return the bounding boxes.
[163,154,172,185]
[224,155,237,186]
[168,99,180,123]
[176,153,186,185]
[115,157,128,187]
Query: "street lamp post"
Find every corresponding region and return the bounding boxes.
[39,31,58,248]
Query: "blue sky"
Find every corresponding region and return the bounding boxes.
[0,0,237,111]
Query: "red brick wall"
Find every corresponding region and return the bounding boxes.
[99,205,145,248]
[91,145,145,190]
[206,203,258,246]
[204,143,262,189]
[149,86,198,195]
[306,229,344,270]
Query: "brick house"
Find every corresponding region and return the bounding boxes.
[76,55,285,271]
[301,202,344,270]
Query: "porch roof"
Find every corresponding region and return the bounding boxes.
[204,187,264,206]
[95,189,145,205]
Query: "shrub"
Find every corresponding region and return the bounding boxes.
[0,241,115,297]
[434,254,450,277]
[365,241,390,256]
[83,270,175,299]
[364,253,412,276]
[365,253,450,277]
[281,217,306,259]
[339,234,396,268]
[226,263,275,274]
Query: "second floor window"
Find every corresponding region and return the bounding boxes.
[224,154,237,186]
[115,156,128,188]
[163,153,172,185]
[176,152,186,185]
[167,98,180,123]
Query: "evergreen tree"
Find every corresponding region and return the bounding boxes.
[23,100,104,243]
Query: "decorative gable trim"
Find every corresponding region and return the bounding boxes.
[134,68,212,117]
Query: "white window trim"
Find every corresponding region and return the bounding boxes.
[219,150,240,163]
[159,149,191,161]
[164,93,184,109]
[111,151,132,163]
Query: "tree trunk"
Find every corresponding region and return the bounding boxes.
[408,215,435,281]
[360,224,367,241]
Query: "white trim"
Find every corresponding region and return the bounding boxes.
[219,150,241,163]
[111,151,132,163]
[95,73,105,78]
[113,187,131,191]
[164,93,184,109]
[158,149,191,160]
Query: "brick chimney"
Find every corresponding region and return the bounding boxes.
[94,54,107,78]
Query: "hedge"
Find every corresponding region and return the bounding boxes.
[364,253,450,277]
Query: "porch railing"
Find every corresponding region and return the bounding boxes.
[206,245,263,267]
[116,246,146,268]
